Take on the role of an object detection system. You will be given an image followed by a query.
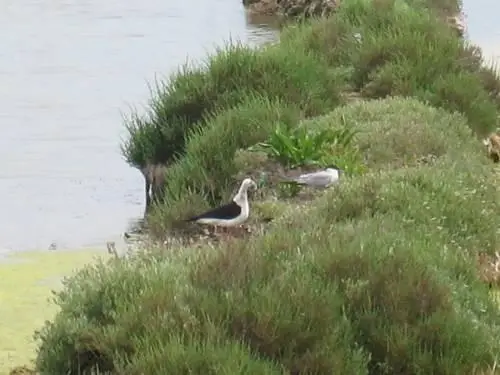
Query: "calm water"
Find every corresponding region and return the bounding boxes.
[0,0,277,252]
[0,0,495,252]
[462,0,500,66]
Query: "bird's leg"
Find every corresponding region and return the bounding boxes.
[219,226,230,239]
[145,178,151,211]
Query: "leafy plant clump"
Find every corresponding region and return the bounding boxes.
[250,117,358,169]
[246,116,363,198]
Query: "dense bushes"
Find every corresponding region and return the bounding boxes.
[280,0,500,135]
[150,96,485,229]
[35,98,500,374]
[308,97,482,169]
[121,42,343,170]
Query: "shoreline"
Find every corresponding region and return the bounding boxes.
[0,233,131,260]
[0,213,146,258]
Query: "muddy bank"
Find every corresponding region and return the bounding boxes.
[244,0,337,18]
[243,0,466,36]
[0,249,111,374]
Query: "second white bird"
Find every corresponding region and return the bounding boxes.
[286,165,342,188]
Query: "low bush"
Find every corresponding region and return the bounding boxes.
[421,71,499,133]
[408,0,460,16]
[307,97,483,170]
[279,15,358,67]
[121,42,344,170]
[280,0,500,135]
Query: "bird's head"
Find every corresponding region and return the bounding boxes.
[234,178,258,204]
[325,164,343,174]
[241,178,258,192]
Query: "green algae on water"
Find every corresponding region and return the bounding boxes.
[0,249,111,374]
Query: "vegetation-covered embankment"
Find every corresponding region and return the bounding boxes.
[30,0,500,374]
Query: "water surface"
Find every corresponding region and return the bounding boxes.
[463,0,500,65]
[0,0,277,252]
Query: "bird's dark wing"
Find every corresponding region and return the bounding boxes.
[185,201,242,222]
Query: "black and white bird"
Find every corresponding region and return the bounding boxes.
[284,165,343,188]
[184,178,258,233]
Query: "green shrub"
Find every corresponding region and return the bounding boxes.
[192,250,371,375]
[34,246,370,375]
[121,42,343,169]
[407,0,460,16]
[317,158,499,254]
[422,72,499,135]
[280,0,500,135]
[33,253,185,374]
[313,215,498,375]
[250,121,358,169]
[306,97,482,170]
[146,95,302,233]
[348,17,498,133]
[125,338,285,375]
[121,68,209,168]
[279,15,358,67]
